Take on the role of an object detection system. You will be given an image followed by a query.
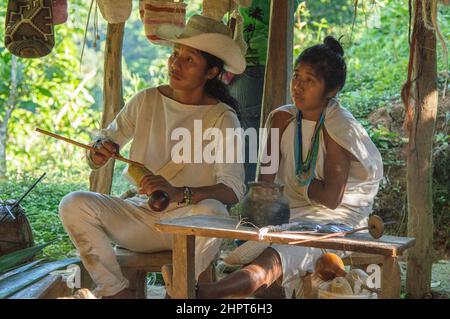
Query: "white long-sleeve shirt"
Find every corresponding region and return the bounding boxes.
[91,86,245,203]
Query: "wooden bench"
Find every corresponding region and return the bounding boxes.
[113,247,217,299]
[8,274,73,299]
[114,247,172,299]
[154,215,415,299]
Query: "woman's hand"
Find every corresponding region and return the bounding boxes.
[138,175,184,203]
[89,139,120,166]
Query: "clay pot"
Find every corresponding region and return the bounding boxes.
[240,182,290,227]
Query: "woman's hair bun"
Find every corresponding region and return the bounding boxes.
[323,36,344,57]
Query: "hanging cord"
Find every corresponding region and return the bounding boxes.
[421,0,448,97]
[429,0,448,97]
[80,0,96,67]
[93,0,100,48]
[350,0,359,44]
[80,0,95,66]
[401,0,419,136]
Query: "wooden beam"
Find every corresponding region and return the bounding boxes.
[406,0,437,299]
[260,0,295,127]
[89,23,125,194]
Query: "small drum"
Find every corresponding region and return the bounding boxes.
[0,200,34,257]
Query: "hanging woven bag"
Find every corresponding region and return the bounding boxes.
[4,0,55,58]
[143,0,187,45]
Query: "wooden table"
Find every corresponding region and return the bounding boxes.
[154,216,415,299]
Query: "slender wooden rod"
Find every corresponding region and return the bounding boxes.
[35,128,145,168]
[288,221,396,245]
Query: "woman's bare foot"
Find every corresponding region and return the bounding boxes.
[102,288,135,299]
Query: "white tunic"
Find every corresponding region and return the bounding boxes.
[267,99,383,228]
[95,86,246,205]
[265,99,383,298]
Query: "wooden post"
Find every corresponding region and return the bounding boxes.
[406,0,437,299]
[381,256,401,299]
[89,23,125,194]
[260,0,295,127]
[172,234,196,299]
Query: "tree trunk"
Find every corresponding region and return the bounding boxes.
[0,55,18,179]
[89,23,125,194]
[260,0,295,127]
[406,0,437,299]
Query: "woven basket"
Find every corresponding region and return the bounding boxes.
[143,0,186,45]
[97,0,132,24]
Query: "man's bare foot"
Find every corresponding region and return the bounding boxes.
[58,288,97,299]
[102,288,135,299]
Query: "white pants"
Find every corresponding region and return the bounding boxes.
[59,191,228,297]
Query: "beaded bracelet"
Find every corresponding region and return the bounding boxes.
[179,186,193,205]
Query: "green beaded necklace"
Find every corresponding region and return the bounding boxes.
[294,109,326,186]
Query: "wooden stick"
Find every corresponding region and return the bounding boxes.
[35,128,145,168]
[288,220,396,245]
[288,226,369,245]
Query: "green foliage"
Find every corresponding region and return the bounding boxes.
[1,0,449,262]
[0,1,100,181]
[240,0,271,66]
[0,243,48,274]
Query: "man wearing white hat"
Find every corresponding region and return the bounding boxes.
[58,15,247,298]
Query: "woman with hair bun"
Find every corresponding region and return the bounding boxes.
[195,36,383,299]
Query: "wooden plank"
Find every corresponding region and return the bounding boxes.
[260,0,295,127]
[342,253,385,266]
[406,0,436,299]
[381,256,401,299]
[9,275,65,299]
[155,216,415,256]
[114,248,172,271]
[89,23,125,194]
[172,235,195,299]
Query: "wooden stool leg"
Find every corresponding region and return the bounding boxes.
[79,264,94,290]
[122,268,147,299]
[198,260,216,284]
[381,256,401,299]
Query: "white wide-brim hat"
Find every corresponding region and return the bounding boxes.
[155,15,246,74]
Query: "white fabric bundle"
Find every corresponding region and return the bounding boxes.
[97,0,132,24]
